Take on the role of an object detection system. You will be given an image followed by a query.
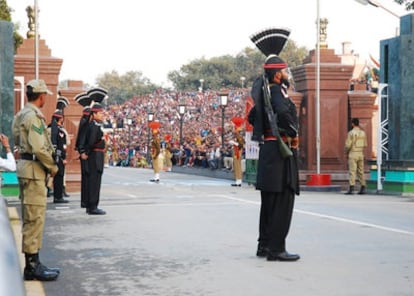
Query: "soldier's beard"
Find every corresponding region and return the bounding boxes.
[281,78,290,88]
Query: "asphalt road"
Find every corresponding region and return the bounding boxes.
[14,166,414,296]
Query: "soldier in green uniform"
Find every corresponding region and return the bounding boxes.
[344,118,368,195]
[12,79,60,281]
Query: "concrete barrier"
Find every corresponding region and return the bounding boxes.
[0,198,25,296]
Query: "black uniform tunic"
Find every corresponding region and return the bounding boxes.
[52,125,67,200]
[75,113,90,208]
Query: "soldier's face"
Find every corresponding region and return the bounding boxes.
[94,111,105,123]
[39,93,47,108]
[280,68,289,80]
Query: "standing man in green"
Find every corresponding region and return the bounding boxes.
[12,79,60,281]
[345,118,368,195]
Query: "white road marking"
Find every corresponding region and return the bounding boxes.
[218,194,414,236]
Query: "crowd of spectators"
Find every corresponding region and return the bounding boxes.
[102,88,249,170]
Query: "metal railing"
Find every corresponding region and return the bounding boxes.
[0,198,25,296]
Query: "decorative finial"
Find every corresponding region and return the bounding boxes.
[26,6,35,39]
[319,18,329,49]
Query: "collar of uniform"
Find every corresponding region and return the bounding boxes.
[27,102,46,121]
[93,120,103,126]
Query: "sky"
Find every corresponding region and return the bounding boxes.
[11,0,409,87]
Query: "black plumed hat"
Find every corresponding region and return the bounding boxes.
[56,96,69,111]
[250,27,290,69]
[52,109,64,119]
[91,102,103,113]
[74,92,92,107]
[87,87,108,103]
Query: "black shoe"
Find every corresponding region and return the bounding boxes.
[231,183,241,187]
[256,246,269,257]
[267,251,300,262]
[63,190,70,197]
[54,198,69,204]
[358,186,366,195]
[88,208,106,215]
[24,264,59,281]
[39,263,60,274]
[46,188,53,197]
[344,185,354,195]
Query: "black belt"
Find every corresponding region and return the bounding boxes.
[20,153,37,161]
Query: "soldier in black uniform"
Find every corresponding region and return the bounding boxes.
[84,103,106,215]
[75,103,91,209]
[248,28,300,262]
[49,109,69,203]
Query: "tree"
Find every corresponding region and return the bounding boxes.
[167,40,308,91]
[0,0,23,53]
[394,0,414,10]
[95,70,158,105]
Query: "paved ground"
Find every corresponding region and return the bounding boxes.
[7,166,414,296]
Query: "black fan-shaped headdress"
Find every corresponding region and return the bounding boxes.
[74,92,92,107]
[87,87,108,103]
[250,27,290,57]
[56,96,69,111]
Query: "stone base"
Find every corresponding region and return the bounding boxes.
[369,162,414,195]
[301,185,341,192]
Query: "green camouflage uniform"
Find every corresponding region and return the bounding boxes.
[12,102,58,254]
[345,126,367,187]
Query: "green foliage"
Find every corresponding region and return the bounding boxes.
[167,40,308,91]
[95,70,158,105]
[394,0,414,10]
[0,0,23,53]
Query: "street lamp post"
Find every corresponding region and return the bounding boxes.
[178,99,186,146]
[354,0,400,18]
[127,117,132,148]
[219,91,228,168]
[147,109,155,166]
[199,79,204,92]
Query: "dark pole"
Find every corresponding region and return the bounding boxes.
[221,106,225,151]
[128,125,131,148]
[179,116,183,146]
[220,106,226,169]
[147,127,151,166]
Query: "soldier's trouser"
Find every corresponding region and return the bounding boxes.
[233,158,242,180]
[53,161,65,199]
[19,179,47,254]
[348,153,366,186]
[80,158,89,208]
[153,155,163,174]
[259,189,295,253]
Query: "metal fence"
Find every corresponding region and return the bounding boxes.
[0,197,25,296]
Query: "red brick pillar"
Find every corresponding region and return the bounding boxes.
[14,38,63,118]
[348,89,377,160]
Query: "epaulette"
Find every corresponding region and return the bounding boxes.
[36,113,46,121]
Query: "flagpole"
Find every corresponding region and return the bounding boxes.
[316,0,321,174]
[34,0,39,79]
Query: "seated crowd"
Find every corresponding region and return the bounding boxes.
[102,88,248,170]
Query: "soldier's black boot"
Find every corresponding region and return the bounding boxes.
[63,187,70,197]
[24,253,59,281]
[345,186,354,195]
[54,198,69,203]
[46,187,53,197]
[358,186,366,195]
